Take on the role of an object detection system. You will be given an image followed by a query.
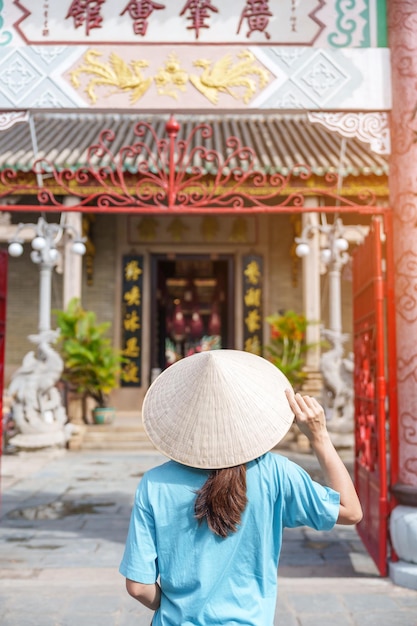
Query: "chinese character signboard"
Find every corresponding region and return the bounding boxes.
[0,1,390,111]
[242,254,262,356]
[10,1,387,46]
[120,255,143,387]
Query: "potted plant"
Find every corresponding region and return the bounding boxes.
[53,298,124,424]
[264,309,313,390]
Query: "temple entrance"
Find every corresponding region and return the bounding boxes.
[150,254,234,377]
[0,113,398,576]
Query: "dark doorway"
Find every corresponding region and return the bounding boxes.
[150,254,234,377]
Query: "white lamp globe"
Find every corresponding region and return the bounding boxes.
[295,242,310,258]
[30,250,40,263]
[31,236,46,251]
[8,241,23,257]
[49,248,59,262]
[72,241,86,256]
[335,237,349,252]
[320,248,332,264]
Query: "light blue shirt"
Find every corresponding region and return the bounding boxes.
[119,452,340,626]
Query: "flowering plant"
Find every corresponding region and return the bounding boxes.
[265,310,310,389]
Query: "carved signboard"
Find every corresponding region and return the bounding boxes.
[10,1,387,47]
[120,255,143,387]
[242,254,263,356]
[0,2,390,110]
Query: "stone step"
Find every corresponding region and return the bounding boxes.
[72,414,157,451]
[81,438,157,451]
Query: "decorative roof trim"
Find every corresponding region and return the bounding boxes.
[307,112,390,155]
[0,112,389,177]
[0,111,29,132]
[0,115,383,213]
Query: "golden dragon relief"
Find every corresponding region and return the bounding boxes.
[70,50,269,105]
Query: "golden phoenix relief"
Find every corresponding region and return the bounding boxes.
[70,50,153,104]
[189,51,270,105]
[70,50,269,105]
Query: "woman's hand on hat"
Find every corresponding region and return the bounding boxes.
[284,389,329,444]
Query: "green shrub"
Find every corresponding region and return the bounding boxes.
[53,298,124,414]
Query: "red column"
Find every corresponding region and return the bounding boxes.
[389,1,417,500]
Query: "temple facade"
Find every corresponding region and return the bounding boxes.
[4,0,417,586]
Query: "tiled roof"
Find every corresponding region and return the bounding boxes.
[0,112,388,178]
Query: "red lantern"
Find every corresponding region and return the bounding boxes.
[172,301,186,341]
[190,306,203,339]
[208,301,221,336]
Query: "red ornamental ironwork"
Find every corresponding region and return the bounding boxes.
[354,330,378,472]
[0,116,378,214]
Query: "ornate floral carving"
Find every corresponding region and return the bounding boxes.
[0,111,28,131]
[401,412,417,445]
[405,458,417,476]
[395,250,417,322]
[398,354,417,382]
[155,53,188,100]
[392,191,417,223]
[327,0,368,48]
[308,112,390,155]
[389,3,417,486]
[0,0,12,46]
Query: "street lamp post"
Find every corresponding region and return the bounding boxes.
[6,215,86,450]
[8,216,86,333]
[295,216,362,447]
[295,217,350,335]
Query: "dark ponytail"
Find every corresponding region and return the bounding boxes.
[194,465,247,538]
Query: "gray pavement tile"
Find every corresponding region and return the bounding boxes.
[66,593,126,613]
[279,550,325,565]
[116,606,154,626]
[299,616,355,626]
[5,595,69,615]
[285,592,347,614]
[352,611,417,626]
[343,593,401,612]
[0,615,59,626]
[396,594,417,607]
[60,614,121,626]
[304,526,358,541]
[1,449,416,626]
[274,610,298,626]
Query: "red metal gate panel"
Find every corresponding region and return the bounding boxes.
[352,218,389,576]
[0,250,7,457]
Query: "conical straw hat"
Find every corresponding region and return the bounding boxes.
[142,350,294,469]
